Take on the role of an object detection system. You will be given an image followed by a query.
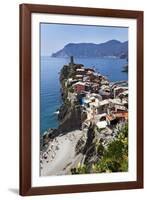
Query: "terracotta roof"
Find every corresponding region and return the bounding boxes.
[114,112,128,120]
[106,111,128,121]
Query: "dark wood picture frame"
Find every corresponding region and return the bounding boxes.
[19,3,144,196]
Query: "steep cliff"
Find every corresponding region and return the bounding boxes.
[58,63,86,133]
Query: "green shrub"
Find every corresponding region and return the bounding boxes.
[72,123,128,174]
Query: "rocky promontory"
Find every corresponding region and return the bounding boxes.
[40,56,128,176]
[51,40,128,59]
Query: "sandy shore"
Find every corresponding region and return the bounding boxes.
[40,130,85,176]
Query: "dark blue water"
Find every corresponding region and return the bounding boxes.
[40,57,128,134]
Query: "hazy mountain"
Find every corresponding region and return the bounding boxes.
[51,40,128,59]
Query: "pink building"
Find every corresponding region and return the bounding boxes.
[73,82,86,93]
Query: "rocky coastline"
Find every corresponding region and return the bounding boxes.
[40,57,128,176]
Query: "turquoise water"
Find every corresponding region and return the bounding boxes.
[40,57,128,134]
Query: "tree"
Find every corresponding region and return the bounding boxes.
[94,123,128,173]
[106,140,124,161]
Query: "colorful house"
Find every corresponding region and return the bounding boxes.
[113,86,128,98]
[73,82,86,93]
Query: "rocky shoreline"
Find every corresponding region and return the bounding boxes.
[40,57,128,176]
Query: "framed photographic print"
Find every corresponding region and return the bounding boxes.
[19,4,143,196]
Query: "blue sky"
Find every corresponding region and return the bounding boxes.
[40,23,128,56]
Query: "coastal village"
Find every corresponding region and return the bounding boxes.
[64,56,128,134]
[40,56,128,176]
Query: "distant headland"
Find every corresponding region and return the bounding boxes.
[51,40,128,59]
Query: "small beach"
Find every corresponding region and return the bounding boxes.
[40,130,86,176]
